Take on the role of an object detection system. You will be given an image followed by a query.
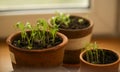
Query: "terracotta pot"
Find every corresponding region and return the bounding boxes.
[80,48,120,72]
[6,31,68,69]
[59,16,93,64]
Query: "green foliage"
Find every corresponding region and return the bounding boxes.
[50,11,70,27]
[78,19,84,24]
[84,42,105,64]
[16,22,27,41]
[50,11,85,28]
[49,23,59,43]
[15,18,59,49]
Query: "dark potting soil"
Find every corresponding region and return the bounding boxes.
[83,49,118,64]
[12,32,63,50]
[56,16,90,29]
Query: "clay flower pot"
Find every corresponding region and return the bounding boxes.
[58,16,93,64]
[6,31,68,69]
[80,48,120,72]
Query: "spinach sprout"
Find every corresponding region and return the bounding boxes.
[15,18,59,49]
[36,19,49,47]
[78,19,84,24]
[84,42,105,64]
[50,11,70,27]
[16,22,27,41]
[49,24,59,44]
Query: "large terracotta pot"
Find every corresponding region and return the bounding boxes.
[6,31,68,69]
[59,16,93,64]
[80,48,120,72]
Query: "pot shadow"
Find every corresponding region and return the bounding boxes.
[10,64,120,72]
[10,66,71,72]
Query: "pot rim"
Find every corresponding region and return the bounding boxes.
[6,31,68,53]
[49,15,94,32]
[80,48,120,67]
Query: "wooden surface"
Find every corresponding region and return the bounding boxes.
[0,37,120,72]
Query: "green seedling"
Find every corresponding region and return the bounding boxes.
[16,22,27,41]
[36,19,49,47]
[15,18,59,49]
[49,24,59,44]
[78,19,84,24]
[50,11,70,27]
[84,42,105,64]
[16,22,33,49]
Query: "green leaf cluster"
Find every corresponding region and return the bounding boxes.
[16,18,59,49]
[50,11,70,27]
[84,42,105,64]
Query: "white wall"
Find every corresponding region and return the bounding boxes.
[0,0,118,38]
[90,0,117,35]
[118,0,120,35]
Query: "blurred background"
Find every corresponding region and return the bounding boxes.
[0,0,120,39]
[0,0,120,72]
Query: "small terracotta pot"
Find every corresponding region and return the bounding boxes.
[59,16,93,64]
[6,31,68,69]
[80,48,120,72]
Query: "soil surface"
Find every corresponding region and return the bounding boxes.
[12,32,62,50]
[83,49,118,64]
[56,16,90,29]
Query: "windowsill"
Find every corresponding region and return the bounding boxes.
[0,36,120,72]
[0,8,90,16]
